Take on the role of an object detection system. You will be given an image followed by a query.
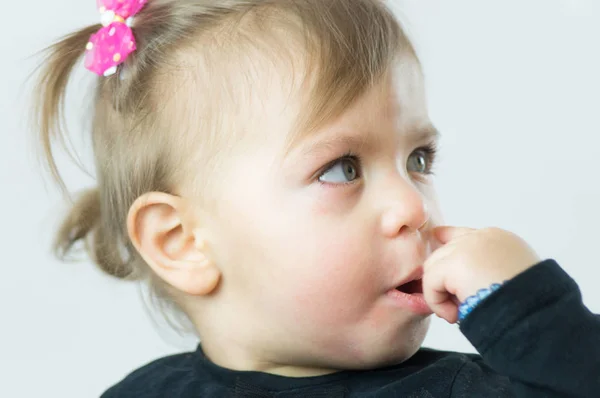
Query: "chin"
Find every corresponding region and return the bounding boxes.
[329,317,431,371]
[376,339,424,368]
[366,316,431,368]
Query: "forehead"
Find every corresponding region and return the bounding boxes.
[286,58,431,151]
[390,58,429,123]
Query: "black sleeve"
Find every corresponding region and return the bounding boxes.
[458,259,600,397]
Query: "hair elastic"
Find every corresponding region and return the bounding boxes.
[84,0,148,76]
[457,282,505,323]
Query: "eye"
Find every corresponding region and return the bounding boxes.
[407,145,437,174]
[318,156,361,184]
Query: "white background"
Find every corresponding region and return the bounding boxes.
[1,1,599,397]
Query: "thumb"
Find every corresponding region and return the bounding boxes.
[433,226,475,245]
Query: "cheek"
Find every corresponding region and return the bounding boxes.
[281,225,380,325]
[266,188,381,321]
[216,175,380,323]
[310,185,362,216]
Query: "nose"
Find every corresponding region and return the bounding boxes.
[379,177,429,238]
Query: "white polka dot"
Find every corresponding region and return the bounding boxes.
[100,10,116,27]
[104,66,117,77]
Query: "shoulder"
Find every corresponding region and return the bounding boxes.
[411,348,512,396]
[428,349,513,397]
[100,351,201,398]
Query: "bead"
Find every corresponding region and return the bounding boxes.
[457,281,507,322]
[465,296,479,307]
[476,288,492,300]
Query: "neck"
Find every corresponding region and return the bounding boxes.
[198,333,338,377]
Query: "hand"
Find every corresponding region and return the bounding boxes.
[422,226,541,323]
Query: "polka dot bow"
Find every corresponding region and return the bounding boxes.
[84,0,148,77]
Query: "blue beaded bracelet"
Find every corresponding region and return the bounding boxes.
[457,282,505,322]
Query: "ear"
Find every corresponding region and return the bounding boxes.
[127,192,220,296]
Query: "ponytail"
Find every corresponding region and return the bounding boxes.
[32,26,135,280]
[53,188,134,279]
[32,25,100,195]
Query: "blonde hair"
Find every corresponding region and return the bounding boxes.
[31,0,416,320]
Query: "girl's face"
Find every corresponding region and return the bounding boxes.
[202,60,442,374]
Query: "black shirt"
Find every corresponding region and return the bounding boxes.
[101,260,600,397]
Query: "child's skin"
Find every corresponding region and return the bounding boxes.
[425,226,540,323]
[127,55,541,377]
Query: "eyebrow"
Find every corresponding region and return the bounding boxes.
[299,124,440,158]
[405,123,440,143]
[299,134,374,158]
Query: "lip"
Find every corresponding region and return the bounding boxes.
[390,266,425,291]
[386,266,432,315]
[385,287,432,315]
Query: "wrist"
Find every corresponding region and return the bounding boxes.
[457,282,505,322]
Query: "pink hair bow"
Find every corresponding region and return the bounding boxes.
[84,0,148,76]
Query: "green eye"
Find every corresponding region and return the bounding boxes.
[407,149,433,174]
[319,158,360,184]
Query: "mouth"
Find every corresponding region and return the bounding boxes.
[395,278,424,295]
[386,275,431,315]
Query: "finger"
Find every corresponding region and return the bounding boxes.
[423,245,448,272]
[423,285,459,323]
[422,250,461,323]
[423,236,454,272]
[433,226,476,245]
[422,266,453,320]
[435,301,459,324]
